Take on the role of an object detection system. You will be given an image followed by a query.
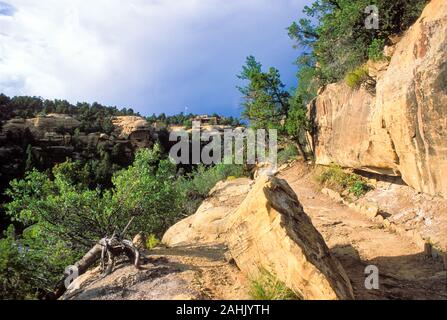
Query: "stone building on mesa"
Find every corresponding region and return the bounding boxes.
[192,115,219,126]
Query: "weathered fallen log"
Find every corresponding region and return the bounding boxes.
[51,234,141,300]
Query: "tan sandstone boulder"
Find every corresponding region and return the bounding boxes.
[226,176,354,300]
[162,178,251,247]
[310,0,447,198]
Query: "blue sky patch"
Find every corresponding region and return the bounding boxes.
[0,2,15,16]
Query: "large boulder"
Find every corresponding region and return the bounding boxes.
[162,178,251,247]
[309,0,447,198]
[308,82,399,176]
[226,176,354,300]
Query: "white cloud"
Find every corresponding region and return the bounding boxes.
[0,0,312,115]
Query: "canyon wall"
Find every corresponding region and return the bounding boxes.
[309,0,447,198]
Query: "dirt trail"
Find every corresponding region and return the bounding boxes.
[279,163,447,300]
[63,244,250,300]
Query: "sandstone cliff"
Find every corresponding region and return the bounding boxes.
[0,114,155,216]
[309,0,447,198]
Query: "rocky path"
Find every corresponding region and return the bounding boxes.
[62,244,250,300]
[279,163,447,300]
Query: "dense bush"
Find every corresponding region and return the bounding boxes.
[288,0,428,86]
[178,163,246,215]
[278,145,300,166]
[345,65,370,89]
[315,164,371,197]
[0,225,80,300]
[0,143,247,299]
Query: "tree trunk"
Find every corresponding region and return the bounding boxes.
[52,243,103,300]
[304,131,314,160]
[296,141,308,162]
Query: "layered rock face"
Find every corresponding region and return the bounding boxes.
[375,0,447,197]
[310,0,447,198]
[163,176,354,300]
[1,114,153,147]
[2,113,81,141]
[309,83,399,176]
[0,114,154,200]
[111,116,153,148]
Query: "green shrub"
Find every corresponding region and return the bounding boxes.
[181,163,245,199]
[278,144,299,166]
[288,0,428,86]
[178,163,246,215]
[0,225,80,300]
[345,65,370,89]
[368,39,386,61]
[3,144,187,299]
[349,180,370,197]
[146,234,160,250]
[316,164,371,197]
[250,269,301,300]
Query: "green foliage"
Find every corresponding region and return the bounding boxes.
[6,168,111,248]
[146,234,160,250]
[6,145,184,243]
[110,145,183,237]
[250,269,301,300]
[24,145,35,172]
[345,65,370,89]
[237,56,311,159]
[238,56,290,132]
[0,225,36,299]
[368,38,386,61]
[284,91,311,160]
[0,225,79,300]
[277,145,299,166]
[145,112,242,127]
[0,94,140,128]
[349,180,370,197]
[2,143,248,299]
[179,163,245,215]
[288,0,428,85]
[316,164,371,197]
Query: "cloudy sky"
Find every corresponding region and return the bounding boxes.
[0,0,311,117]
